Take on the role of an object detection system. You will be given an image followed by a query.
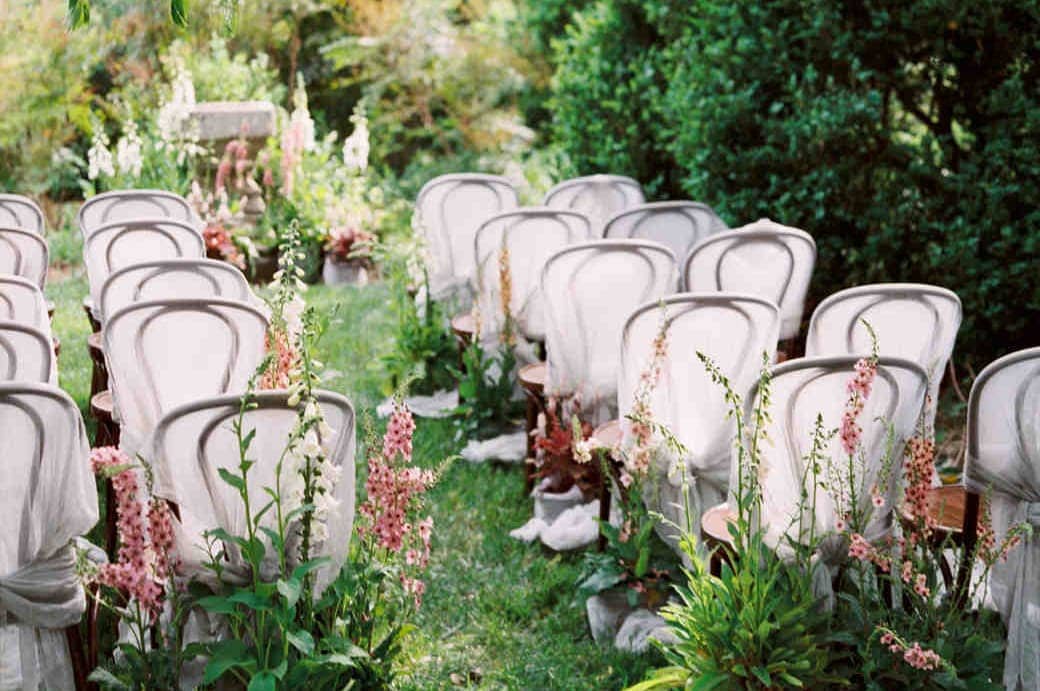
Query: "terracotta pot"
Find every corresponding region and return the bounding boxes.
[322,256,370,286]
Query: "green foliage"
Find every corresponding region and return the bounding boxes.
[450,338,523,441]
[547,0,1040,366]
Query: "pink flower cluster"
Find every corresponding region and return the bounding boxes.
[840,356,877,456]
[902,436,936,533]
[848,532,891,572]
[280,117,308,196]
[90,447,176,618]
[976,504,1024,566]
[203,223,245,270]
[260,330,299,390]
[880,631,943,671]
[215,140,250,194]
[359,403,434,608]
[626,323,669,479]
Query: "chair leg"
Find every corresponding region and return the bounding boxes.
[521,386,545,493]
[105,478,118,562]
[65,624,89,691]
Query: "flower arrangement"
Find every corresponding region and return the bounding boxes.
[531,399,601,497]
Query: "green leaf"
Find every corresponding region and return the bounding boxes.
[203,639,251,684]
[287,628,315,655]
[87,668,130,689]
[277,577,302,608]
[218,467,246,493]
[247,671,277,691]
[67,0,90,27]
[228,589,273,611]
[197,595,238,615]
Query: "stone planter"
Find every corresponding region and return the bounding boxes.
[322,256,370,286]
[586,589,676,652]
[532,482,585,524]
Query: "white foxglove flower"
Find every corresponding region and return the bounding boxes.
[87,129,115,181]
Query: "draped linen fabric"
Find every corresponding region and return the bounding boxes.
[99,258,264,323]
[542,175,645,235]
[0,383,99,691]
[0,322,55,384]
[618,294,780,548]
[414,174,518,303]
[542,240,677,425]
[473,208,593,351]
[0,196,45,235]
[148,390,356,592]
[806,283,961,436]
[603,201,728,261]
[77,189,199,236]
[963,347,1040,691]
[0,229,48,289]
[103,298,269,457]
[682,219,816,340]
[0,276,50,331]
[731,356,927,607]
[82,220,205,320]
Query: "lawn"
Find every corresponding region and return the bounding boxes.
[47,263,659,690]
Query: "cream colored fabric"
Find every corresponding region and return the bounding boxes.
[806,283,961,436]
[543,175,644,235]
[603,201,727,261]
[618,294,780,549]
[682,218,815,340]
[0,276,50,331]
[0,229,48,289]
[78,189,199,236]
[542,240,677,425]
[0,321,55,384]
[963,348,1040,691]
[0,383,98,691]
[0,195,45,235]
[414,174,518,302]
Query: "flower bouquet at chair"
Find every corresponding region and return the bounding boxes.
[322,225,374,285]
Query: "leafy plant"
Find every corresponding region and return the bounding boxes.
[450,337,523,441]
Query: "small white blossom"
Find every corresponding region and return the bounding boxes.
[87,128,115,181]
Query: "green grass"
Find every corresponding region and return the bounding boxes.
[48,276,660,690]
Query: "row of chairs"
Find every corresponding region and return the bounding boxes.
[1,189,360,690]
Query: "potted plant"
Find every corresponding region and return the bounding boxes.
[322,225,373,285]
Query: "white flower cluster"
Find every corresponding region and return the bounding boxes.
[115,121,144,179]
[87,127,115,181]
[156,54,205,164]
[342,105,370,173]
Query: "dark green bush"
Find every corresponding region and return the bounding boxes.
[546,0,1040,369]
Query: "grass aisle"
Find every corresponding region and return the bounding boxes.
[48,272,658,690]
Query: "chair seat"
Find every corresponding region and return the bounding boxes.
[592,418,622,449]
[900,485,976,539]
[90,390,114,418]
[701,503,737,547]
[519,362,546,393]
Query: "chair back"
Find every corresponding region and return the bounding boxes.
[0,228,49,288]
[604,201,727,259]
[543,174,644,234]
[0,274,50,330]
[541,239,677,423]
[0,194,45,234]
[473,208,593,344]
[683,219,815,340]
[78,189,198,236]
[414,174,518,300]
[0,321,54,383]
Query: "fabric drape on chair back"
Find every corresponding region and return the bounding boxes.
[77,189,199,236]
[0,275,50,331]
[0,383,98,691]
[619,293,780,545]
[0,228,48,289]
[682,219,816,340]
[99,258,264,323]
[0,321,54,384]
[414,174,518,303]
[474,208,593,347]
[603,201,727,261]
[103,298,269,457]
[734,356,926,602]
[806,283,961,435]
[543,175,644,235]
[963,347,1040,691]
[149,390,356,591]
[0,195,45,235]
[542,240,677,425]
[82,219,205,319]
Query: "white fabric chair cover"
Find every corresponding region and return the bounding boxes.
[0,275,50,331]
[618,294,780,545]
[0,383,98,691]
[473,208,593,347]
[682,219,816,340]
[543,175,645,235]
[82,219,205,320]
[603,201,727,260]
[732,356,927,604]
[149,390,356,591]
[963,347,1040,691]
[0,229,48,289]
[806,283,961,435]
[0,195,45,235]
[414,174,518,303]
[103,298,269,457]
[99,258,264,324]
[542,240,677,424]
[0,321,54,384]
[78,189,199,236]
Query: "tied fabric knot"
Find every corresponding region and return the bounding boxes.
[1000,497,1040,690]
[1022,501,1040,527]
[0,544,85,629]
